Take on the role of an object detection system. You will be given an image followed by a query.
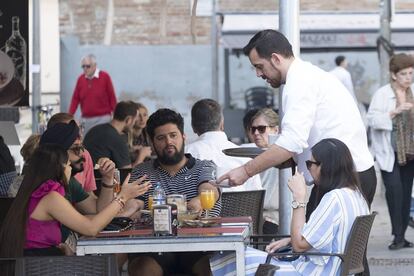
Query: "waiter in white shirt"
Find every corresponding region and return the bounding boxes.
[218,30,377,210]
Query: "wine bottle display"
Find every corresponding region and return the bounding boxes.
[5,16,27,90]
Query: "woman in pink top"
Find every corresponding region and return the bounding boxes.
[0,144,150,257]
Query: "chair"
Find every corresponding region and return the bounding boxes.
[255,212,377,276]
[245,86,274,110]
[8,255,119,276]
[221,190,265,235]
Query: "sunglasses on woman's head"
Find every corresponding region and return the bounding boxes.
[250,125,269,134]
[305,160,320,170]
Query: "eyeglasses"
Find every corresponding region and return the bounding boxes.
[81,64,91,69]
[69,144,85,155]
[250,125,270,134]
[305,160,320,170]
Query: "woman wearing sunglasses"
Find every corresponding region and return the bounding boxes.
[249,108,280,234]
[211,138,369,276]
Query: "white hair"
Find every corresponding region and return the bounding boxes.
[81,54,97,65]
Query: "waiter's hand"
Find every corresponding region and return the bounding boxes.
[217,165,249,186]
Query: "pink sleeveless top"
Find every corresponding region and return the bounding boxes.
[24,180,65,249]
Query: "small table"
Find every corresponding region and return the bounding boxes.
[77,217,251,275]
[223,147,296,174]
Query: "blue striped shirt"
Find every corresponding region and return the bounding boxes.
[292,188,369,276]
[210,187,369,276]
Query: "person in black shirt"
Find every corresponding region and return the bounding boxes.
[84,101,139,168]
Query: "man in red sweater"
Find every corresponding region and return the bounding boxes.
[69,54,117,134]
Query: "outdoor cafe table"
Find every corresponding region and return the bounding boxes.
[76,216,251,275]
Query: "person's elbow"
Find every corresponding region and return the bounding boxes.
[291,238,310,252]
[81,220,104,237]
[84,228,101,237]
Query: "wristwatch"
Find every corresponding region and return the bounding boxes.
[291,200,307,209]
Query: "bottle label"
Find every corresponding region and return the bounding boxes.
[153,198,166,206]
[153,208,171,233]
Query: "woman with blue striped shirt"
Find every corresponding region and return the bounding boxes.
[210,138,370,275]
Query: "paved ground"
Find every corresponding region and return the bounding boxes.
[367,188,414,275]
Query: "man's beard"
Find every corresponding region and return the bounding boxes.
[156,144,185,166]
[70,157,85,176]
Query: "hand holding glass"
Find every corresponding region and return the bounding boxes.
[200,190,215,218]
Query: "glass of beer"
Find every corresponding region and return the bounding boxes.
[113,169,121,196]
[200,190,215,219]
[148,196,154,210]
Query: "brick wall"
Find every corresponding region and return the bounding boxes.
[59,0,414,45]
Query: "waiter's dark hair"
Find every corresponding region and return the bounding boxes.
[243,29,294,59]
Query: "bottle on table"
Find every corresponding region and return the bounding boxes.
[152,182,177,236]
[153,182,166,206]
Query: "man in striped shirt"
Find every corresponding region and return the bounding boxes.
[128,108,220,276]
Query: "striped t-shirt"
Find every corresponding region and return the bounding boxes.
[130,154,221,217]
[292,187,370,276]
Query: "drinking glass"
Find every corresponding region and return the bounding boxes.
[200,190,215,219]
[148,196,154,210]
[167,194,187,213]
[113,170,121,196]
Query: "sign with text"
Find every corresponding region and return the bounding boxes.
[0,0,29,106]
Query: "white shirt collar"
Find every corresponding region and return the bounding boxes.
[85,68,100,79]
[198,131,228,141]
[285,58,300,84]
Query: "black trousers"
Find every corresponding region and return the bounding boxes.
[380,158,414,241]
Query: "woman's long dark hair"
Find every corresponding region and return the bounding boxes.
[0,144,68,257]
[309,138,367,215]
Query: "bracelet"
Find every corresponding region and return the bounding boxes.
[101,182,114,188]
[243,164,252,178]
[112,196,126,209]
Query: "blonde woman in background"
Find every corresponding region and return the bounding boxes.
[127,102,152,167]
[249,108,280,234]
